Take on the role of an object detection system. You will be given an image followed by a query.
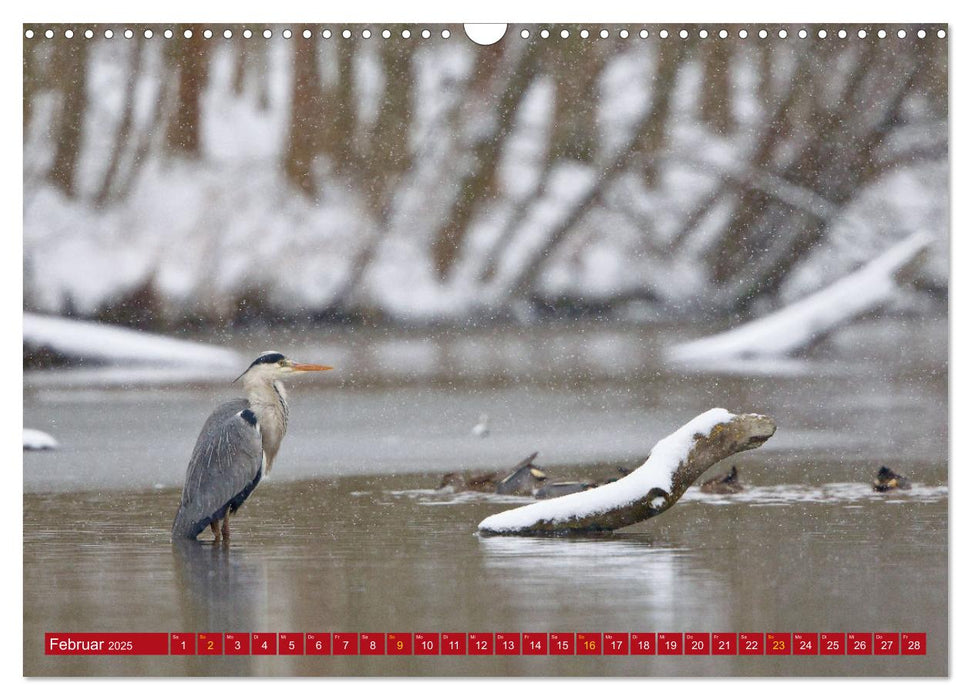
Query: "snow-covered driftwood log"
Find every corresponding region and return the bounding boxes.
[477,409,776,536]
[23,313,239,367]
[23,428,58,451]
[667,232,933,363]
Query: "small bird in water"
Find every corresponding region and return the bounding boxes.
[471,414,490,438]
[873,466,911,492]
[699,465,744,494]
[172,351,332,542]
[439,452,547,496]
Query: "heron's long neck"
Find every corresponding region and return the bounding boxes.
[244,377,289,473]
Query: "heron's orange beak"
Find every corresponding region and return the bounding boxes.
[291,363,334,373]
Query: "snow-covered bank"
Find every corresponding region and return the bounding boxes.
[478,409,776,535]
[667,232,934,364]
[23,428,58,451]
[23,313,239,367]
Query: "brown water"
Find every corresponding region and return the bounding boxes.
[22,317,949,676]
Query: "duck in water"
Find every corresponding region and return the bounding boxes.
[534,481,593,500]
[699,465,744,494]
[439,452,547,496]
[873,466,911,492]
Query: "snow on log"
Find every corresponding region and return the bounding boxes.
[667,232,933,364]
[23,313,239,367]
[23,428,58,451]
[477,408,776,536]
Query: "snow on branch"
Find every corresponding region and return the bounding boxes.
[477,409,776,536]
[23,313,239,367]
[667,231,933,364]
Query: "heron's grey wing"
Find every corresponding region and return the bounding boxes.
[172,399,264,540]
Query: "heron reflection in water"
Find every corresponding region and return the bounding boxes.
[172,351,332,541]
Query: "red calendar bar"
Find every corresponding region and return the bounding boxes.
[874,633,899,655]
[793,633,818,655]
[469,633,494,655]
[198,633,222,655]
[578,633,602,655]
[170,633,195,655]
[42,631,928,656]
[360,633,386,655]
[279,633,303,655]
[45,633,169,656]
[252,633,277,655]
[712,633,736,655]
[523,633,548,655]
[306,633,330,655]
[414,633,439,655]
[630,632,656,655]
[387,633,411,655]
[224,633,249,655]
[848,633,872,655]
[550,633,575,655]
[902,633,926,656]
[821,633,846,655]
[496,633,520,655]
[603,632,629,655]
[441,633,466,655]
[685,632,710,655]
[739,633,764,655]
[767,633,791,655]
[333,633,359,655]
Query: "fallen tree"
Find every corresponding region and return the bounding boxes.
[477,408,776,536]
[667,231,933,364]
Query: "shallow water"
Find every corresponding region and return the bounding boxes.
[23,317,948,676]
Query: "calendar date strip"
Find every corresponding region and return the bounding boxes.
[45,632,927,656]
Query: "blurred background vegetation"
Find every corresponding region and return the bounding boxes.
[22,24,948,331]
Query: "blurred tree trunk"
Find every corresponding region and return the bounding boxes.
[477,31,613,285]
[165,25,209,158]
[430,38,542,281]
[231,40,247,96]
[47,37,89,198]
[96,37,143,206]
[483,38,687,303]
[319,27,356,177]
[545,28,604,163]
[229,33,270,107]
[284,25,325,197]
[23,36,39,135]
[362,27,417,217]
[115,46,175,201]
[699,38,735,135]
[637,38,688,187]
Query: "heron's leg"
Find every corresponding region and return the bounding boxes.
[210,521,221,542]
[221,512,230,540]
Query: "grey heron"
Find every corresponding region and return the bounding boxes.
[172,351,332,541]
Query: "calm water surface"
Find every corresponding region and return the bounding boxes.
[23,318,948,676]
